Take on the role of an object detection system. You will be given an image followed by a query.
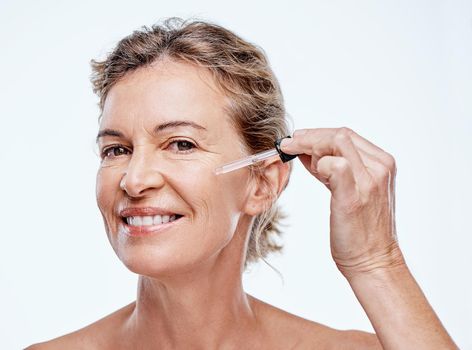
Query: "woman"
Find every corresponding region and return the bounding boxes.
[27,18,457,349]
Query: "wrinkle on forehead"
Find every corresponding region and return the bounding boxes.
[100,59,246,159]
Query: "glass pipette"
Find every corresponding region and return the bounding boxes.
[214,148,279,175]
[214,136,298,175]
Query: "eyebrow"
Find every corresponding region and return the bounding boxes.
[95,120,207,143]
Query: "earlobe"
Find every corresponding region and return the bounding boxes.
[243,158,290,216]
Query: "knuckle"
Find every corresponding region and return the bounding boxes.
[334,127,353,143]
[383,152,397,173]
[311,145,323,159]
[339,127,354,136]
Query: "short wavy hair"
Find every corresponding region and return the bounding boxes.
[90,17,293,269]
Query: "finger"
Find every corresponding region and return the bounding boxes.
[349,131,397,177]
[356,149,390,190]
[280,128,334,155]
[349,133,397,223]
[282,128,396,176]
[316,155,359,202]
[357,149,396,231]
[282,128,371,185]
[357,148,396,209]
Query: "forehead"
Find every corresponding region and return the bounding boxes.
[100,59,230,130]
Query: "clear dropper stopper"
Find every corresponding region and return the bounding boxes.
[214,148,279,175]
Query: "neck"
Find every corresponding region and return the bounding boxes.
[125,219,262,349]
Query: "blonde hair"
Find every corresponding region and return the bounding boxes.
[90,17,293,269]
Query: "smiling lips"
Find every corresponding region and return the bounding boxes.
[119,207,184,233]
[126,214,180,226]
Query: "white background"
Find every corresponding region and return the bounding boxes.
[1,0,471,348]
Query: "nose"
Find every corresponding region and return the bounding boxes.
[119,149,165,198]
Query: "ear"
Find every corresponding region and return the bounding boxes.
[243,158,291,216]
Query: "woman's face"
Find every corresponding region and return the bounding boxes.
[96,60,255,276]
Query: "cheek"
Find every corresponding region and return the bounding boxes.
[173,159,250,228]
[95,168,120,221]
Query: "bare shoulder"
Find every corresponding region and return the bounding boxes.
[248,294,381,349]
[24,302,135,350]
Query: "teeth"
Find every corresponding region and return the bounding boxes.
[153,215,162,225]
[126,215,180,226]
[142,216,153,225]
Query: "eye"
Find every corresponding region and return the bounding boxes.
[101,145,131,159]
[167,139,197,154]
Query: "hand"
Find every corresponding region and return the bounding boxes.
[281,128,405,278]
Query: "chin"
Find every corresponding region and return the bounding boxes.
[115,244,209,278]
[107,218,236,278]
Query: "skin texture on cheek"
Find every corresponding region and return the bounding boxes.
[95,166,122,252]
[161,154,252,247]
[95,145,254,277]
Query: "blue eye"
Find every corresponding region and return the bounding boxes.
[101,145,131,159]
[168,139,197,153]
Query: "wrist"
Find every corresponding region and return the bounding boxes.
[336,241,407,281]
